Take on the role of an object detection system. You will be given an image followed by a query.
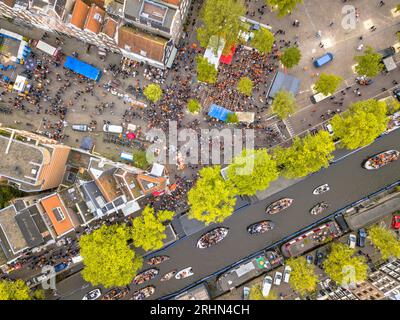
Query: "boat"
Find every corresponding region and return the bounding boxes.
[175,267,194,280]
[310,202,329,215]
[132,268,159,285]
[197,227,229,249]
[147,255,169,266]
[363,150,400,170]
[243,287,250,300]
[313,184,330,195]
[160,270,177,282]
[131,286,155,300]
[265,198,293,215]
[247,220,275,235]
[101,287,129,300]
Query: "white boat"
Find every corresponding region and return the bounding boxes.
[132,268,158,285]
[266,198,293,215]
[313,184,330,195]
[175,267,194,280]
[310,202,329,215]
[160,270,176,282]
[197,227,229,249]
[131,286,155,300]
[247,220,275,235]
[364,150,400,170]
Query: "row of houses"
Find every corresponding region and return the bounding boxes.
[0,127,169,265]
[0,0,192,68]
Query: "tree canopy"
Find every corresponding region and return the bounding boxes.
[132,149,150,170]
[279,47,302,69]
[196,56,218,84]
[187,99,201,114]
[323,243,368,286]
[0,280,32,300]
[197,0,246,53]
[227,149,279,196]
[330,99,389,150]
[286,257,318,296]
[354,47,384,78]
[273,131,335,179]
[271,90,296,119]
[131,206,174,251]
[80,224,143,288]
[188,166,237,224]
[314,73,343,96]
[249,284,277,300]
[226,112,239,123]
[0,185,24,209]
[237,77,254,96]
[143,84,163,103]
[368,225,400,260]
[251,27,275,54]
[266,0,303,17]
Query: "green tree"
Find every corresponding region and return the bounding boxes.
[196,56,218,84]
[187,99,201,114]
[251,27,275,54]
[80,224,143,288]
[132,149,149,170]
[227,149,279,196]
[188,166,237,225]
[197,0,246,53]
[354,47,384,78]
[384,97,400,115]
[32,289,45,300]
[273,131,335,179]
[368,225,400,260]
[266,0,303,17]
[280,47,301,69]
[249,284,277,300]
[237,77,254,96]
[331,99,388,150]
[396,4,400,12]
[287,257,318,296]
[271,90,296,119]
[0,185,24,209]
[314,73,343,96]
[104,0,114,8]
[143,83,163,103]
[0,280,31,300]
[226,112,239,123]
[132,206,174,251]
[323,243,368,285]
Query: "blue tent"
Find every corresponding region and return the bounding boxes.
[80,136,93,150]
[63,56,102,81]
[267,71,300,99]
[208,104,233,122]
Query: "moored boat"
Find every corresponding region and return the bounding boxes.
[175,267,194,280]
[310,202,329,215]
[265,198,293,215]
[147,255,169,266]
[197,227,229,249]
[131,286,155,300]
[313,184,330,195]
[364,150,400,170]
[132,268,159,285]
[160,270,177,282]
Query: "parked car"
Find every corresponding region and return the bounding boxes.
[378,46,396,60]
[283,266,292,283]
[274,271,283,286]
[103,124,123,134]
[54,262,69,273]
[82,289,102,300]
[357,228,367,247]
[392,215,400,229]
[314,52,334,68]
[262,275,273,297]
[306,255,313,264]
[314,251,324,266]
[393,88,400,102]
[348,234,357,249]
[72,124,88,132]
[324,123,334,135]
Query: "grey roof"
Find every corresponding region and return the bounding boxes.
[268,71,301,99]
[15,208,44,247]
[80,181,106,210]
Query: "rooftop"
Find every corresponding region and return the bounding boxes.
[84,4,105,34]
[15,206,44,247]
[0,205,28,255]
[0,134,46,186]
[118,26,168,62]
[101,17,117,38]
[89,167,123,203]
[40,194,75,237]
[70,0,90,29]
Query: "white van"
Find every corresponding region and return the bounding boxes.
[103,124,123,134]
[311,92,332,104]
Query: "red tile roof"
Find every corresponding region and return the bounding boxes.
[40,194,74,237]
[101,17,117,38]
[84,4,105,34]
[70,0,90,30]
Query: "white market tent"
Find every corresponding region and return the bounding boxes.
[13,75,27,92]
[35,40,58,57]
[151,163,165,177]
[236,112,255,124]
[203,35,225,69]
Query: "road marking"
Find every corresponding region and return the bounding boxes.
[283,119,295,138]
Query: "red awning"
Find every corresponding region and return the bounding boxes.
[220,45,236,65]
